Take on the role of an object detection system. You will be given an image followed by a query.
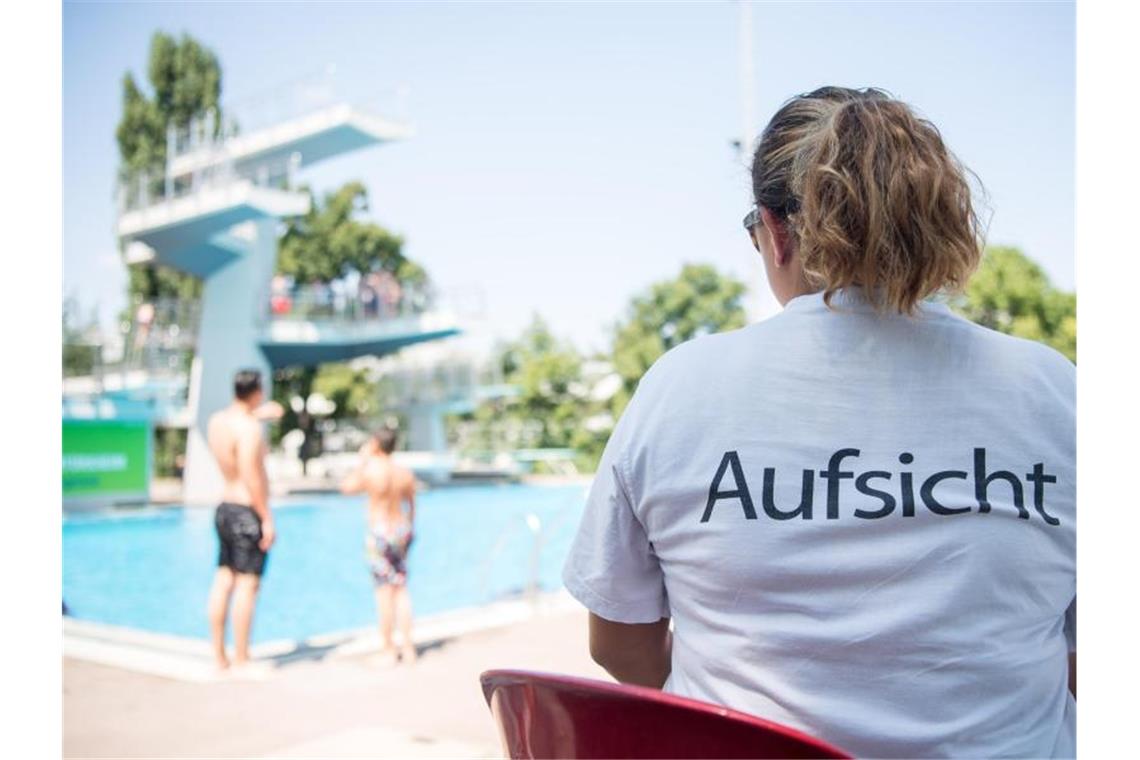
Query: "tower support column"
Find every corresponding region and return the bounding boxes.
[182,219,277,505]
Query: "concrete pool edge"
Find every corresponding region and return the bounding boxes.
[63,589,582,682]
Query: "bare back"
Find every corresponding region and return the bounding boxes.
[359,455,416,531]
[207,406,266,506]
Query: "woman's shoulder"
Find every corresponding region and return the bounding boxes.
[937,309,1075,385]
[637,324,758,386]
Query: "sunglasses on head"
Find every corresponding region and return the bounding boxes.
[742,206,761,231]
[742,206,763,251]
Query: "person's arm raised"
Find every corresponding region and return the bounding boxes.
[588,613,672,689]
[340,465,365,495]
[340,442,373,495]
[252,400,285,422]
[237,422,273,550]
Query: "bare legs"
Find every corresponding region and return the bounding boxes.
[207,567,235,670]
[395,586,416,663]
[207,567,260,669]
[373,584,415,664]
[374,585,397,664]
[231,573,261,664]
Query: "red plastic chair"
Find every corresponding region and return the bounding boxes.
[480,669,851,759]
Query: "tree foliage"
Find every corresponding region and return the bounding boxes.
[145,32,223,140]
[117,73,167,184]
[270,366,316,445]
[278,182,426,286]
[126,263,202,302]
[312,363,382,419]
[117,31,222,302]
[953,247,1076,362]
[269,183,433,448]
[153,428,188,478]
[453,265,750,470]
[610,263,748,415]
[449,316,598,463]
[63,297,100,377]
[270,362,385,451]
[498,316,586,449]
[116,31,223,182]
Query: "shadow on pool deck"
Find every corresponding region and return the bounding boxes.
[64,605,608,758]
[269,636,455,668]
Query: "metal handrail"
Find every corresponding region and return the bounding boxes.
[167,69,411,160]
[265,282,435,323]
[117,150,301,215]
[475,486,589,607]
[115,297,201,378]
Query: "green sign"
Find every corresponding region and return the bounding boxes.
[62,419,151,498]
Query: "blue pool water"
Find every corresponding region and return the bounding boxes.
[63,483,587,644]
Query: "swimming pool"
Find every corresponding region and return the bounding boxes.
[63,483,587,644]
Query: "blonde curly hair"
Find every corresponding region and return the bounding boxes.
[752,87,984,314]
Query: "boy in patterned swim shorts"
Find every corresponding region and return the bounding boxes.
[341,427,418,665]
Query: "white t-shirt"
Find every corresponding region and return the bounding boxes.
[563,289,1075,759]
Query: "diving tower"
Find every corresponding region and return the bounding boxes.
[115,85,458,504]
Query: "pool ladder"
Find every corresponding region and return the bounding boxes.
[476,489,585,608]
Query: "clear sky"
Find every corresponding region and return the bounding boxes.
[64,1,1074,354]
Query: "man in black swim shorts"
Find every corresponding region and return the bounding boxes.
[205,370,275,672]
[215,501,268,576]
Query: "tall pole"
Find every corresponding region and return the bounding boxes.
[738,1,756,161]
[737,1,776,322]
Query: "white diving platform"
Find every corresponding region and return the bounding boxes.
[169,103,414,178]
[118,183,309,269]
[259,312,460,367]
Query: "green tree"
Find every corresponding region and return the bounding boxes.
[453,266,749,471]
[126,263,202,303]
[503,317,586,449]
[153,428,188,478]
[270,362,385,455]
[450,317,590,461]
[116,31,223,302]
[62,297,100,377]
[270,366,317,446]
[610,263,748,415]
[271,181,428,453]
[116,31,223,182]
[278,182,426,287]
[953,247,1076,362]
[312,363,382,419]
[116,73,165,185]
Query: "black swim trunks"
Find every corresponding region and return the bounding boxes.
[215,502,268,576]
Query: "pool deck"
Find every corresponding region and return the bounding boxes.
[64,601,608,758]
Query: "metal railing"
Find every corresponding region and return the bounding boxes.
[382,361,480,408]
[116,67,410,216]
[64,301,197,380]
[476,488,587,606]
[116,151,301,215]
[168,67,411,160]
[116,297,201,379]
[265,281,436,323]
